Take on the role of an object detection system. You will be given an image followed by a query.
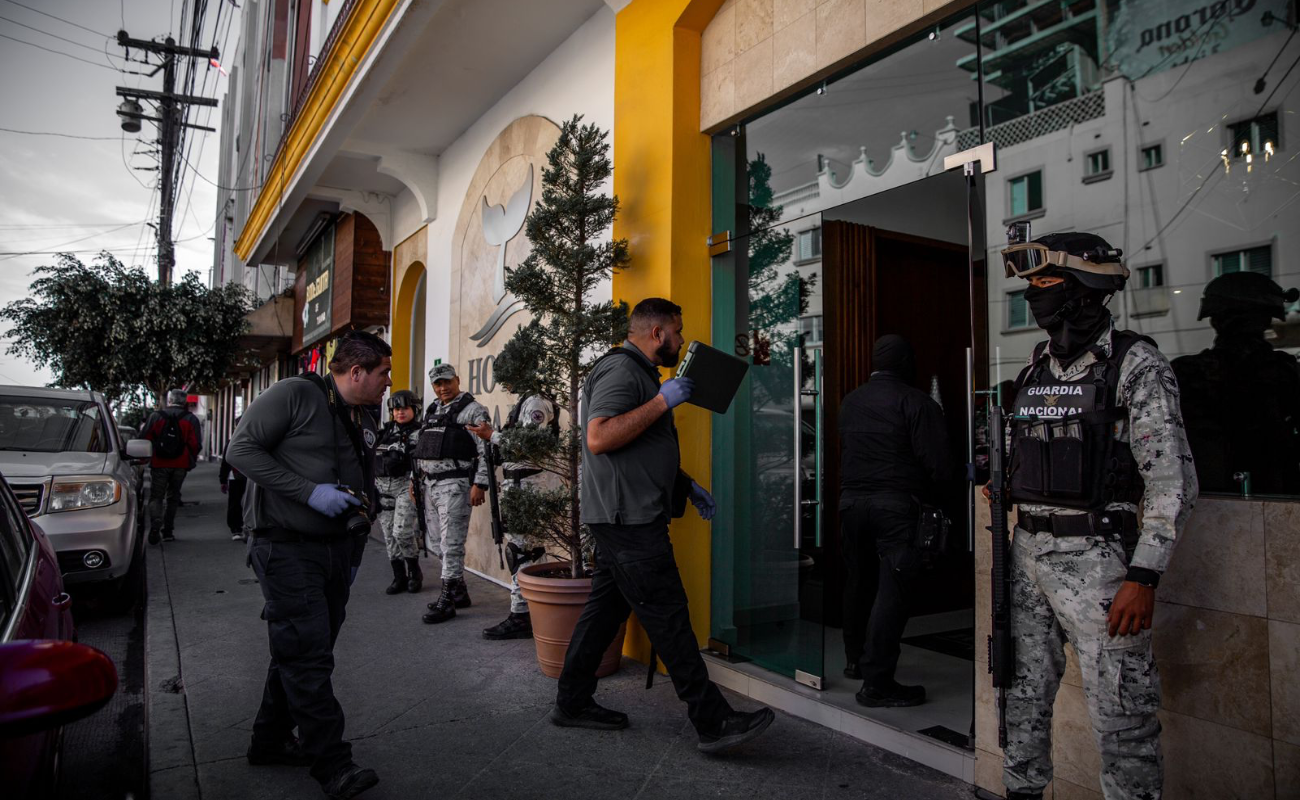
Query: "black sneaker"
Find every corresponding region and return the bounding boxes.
[483,612,532,640]
[162,531,176,542]
[148,529,160,545]
[697,707,775,754]
[321,763,379,799]
[843,662,862,680]
[246,736,312,767]
[549,702,629,731]
[855,681,926,708]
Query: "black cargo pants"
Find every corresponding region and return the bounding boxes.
[840,493,924,689]
[249,535,355,784]
[556,518,732,734]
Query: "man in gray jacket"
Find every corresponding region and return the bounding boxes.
[227,331,391,800]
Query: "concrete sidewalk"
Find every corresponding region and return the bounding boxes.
[146,463,972,799]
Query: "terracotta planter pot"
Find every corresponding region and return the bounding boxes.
[517,562,624,679]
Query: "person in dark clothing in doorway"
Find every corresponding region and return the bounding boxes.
[839,334,957,707]
[553,297,775,754]
[226,331,391,800]
[219,417,248,542]
[142,389,201,544]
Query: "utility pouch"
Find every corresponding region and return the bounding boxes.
[413,428,446,460]
[914,505,950,553]
[1048,436,1085,497]
[1012,433,1048,495]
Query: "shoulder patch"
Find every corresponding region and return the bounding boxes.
[363,429,377,449]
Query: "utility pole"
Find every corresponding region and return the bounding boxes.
[115,32,219,286]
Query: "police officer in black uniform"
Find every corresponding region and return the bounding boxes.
[838,334,958,706]
[1172,271,1300,495]
[227,331,391,800]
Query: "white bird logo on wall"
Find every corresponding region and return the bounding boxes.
[469,163,532,347]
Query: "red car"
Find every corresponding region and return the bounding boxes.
[0,473,117,798]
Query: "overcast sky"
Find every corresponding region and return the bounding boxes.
[0,0,235,387]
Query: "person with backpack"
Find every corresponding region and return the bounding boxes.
[143,389,202,544]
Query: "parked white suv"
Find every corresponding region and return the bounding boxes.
[0,387,152,587]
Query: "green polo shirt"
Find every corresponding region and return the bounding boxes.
[580,342,680,526]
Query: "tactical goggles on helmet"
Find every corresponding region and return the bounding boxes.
[1001,242,1129,281]
[387,393,419,410]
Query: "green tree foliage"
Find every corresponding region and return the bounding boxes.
[1,252,253,408]
[492,116,631,577]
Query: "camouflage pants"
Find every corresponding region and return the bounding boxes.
[502,476,543,613]
[421,477,471,580]
[1003,529,1163,800]
[375,475,419,561]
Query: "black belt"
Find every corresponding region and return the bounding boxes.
[503,467,541,480]
[1017,510,1136,538]
[253,526,350,543]
[424,469,470,481]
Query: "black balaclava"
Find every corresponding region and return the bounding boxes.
[1211,311,1273,348]
[872,334,916,382]
[1023,275,1113,364]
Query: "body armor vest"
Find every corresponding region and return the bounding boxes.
[414,393,480,462]
[375,421,417,477]
[1008,331,1153,511]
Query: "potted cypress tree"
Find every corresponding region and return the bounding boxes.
[492,115,631,678]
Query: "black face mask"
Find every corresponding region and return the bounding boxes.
[1024,280,1113,364]
[1211,311,1272,345]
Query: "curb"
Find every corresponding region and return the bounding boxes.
[145,541,201,798]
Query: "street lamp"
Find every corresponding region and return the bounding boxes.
[117,99,143,133]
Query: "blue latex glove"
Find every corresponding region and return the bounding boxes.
[308,484,362,518]
[658,377,695,410]
[689,480,716,521]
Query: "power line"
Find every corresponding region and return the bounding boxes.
[0,13,111,56]
[0,126,121,141]
[0,221,145,260]
[0,32,119,70]
[0,0,106,38]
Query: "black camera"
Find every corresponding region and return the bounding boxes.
[337,486,372,536]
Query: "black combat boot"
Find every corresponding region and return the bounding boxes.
[385,560,406,595]
[404,557,423,593]
[482,612,532,640]
[855,680,926,708]
[448,577,471,608]
[422,584,456,624]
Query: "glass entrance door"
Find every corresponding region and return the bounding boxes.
[709,215,825,686]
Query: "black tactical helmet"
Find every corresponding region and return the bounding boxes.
[1197,271,1300,321]
[387,389,420,410]
[1032,232,1128,293]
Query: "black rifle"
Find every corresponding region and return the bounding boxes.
[484,442,507,569]
[987,404,1014,749]
[410,471,429,558]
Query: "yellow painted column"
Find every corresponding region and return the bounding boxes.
[613,0,726,658]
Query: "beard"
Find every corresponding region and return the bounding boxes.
[656,339,682,368]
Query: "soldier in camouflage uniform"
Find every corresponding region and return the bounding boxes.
[415,363,490,624]
[375,390,423,594]
[998,232,1198,800]
[468,393,560,640]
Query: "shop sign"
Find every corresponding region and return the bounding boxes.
[302,225,335,345]
[1106,0,1290,81]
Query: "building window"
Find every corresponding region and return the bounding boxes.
[796,227,822,262]
[1228,112,1279,160]
[1213,245,1273,277]
[1083,148,1111,182]
[1008,171,1043,218]
[1140,143,1164,171]
[799,315,824,345]
[1135,264,1164,289]
[1007,290,1031,329]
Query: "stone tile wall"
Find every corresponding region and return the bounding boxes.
[699,0,964,131]
[973,497,1300,799]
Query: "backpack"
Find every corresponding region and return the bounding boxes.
[154,411,187,460]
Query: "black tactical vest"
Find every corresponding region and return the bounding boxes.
[413,393,480,462]
[1008,331,1153,511]
[375,421,417,477]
